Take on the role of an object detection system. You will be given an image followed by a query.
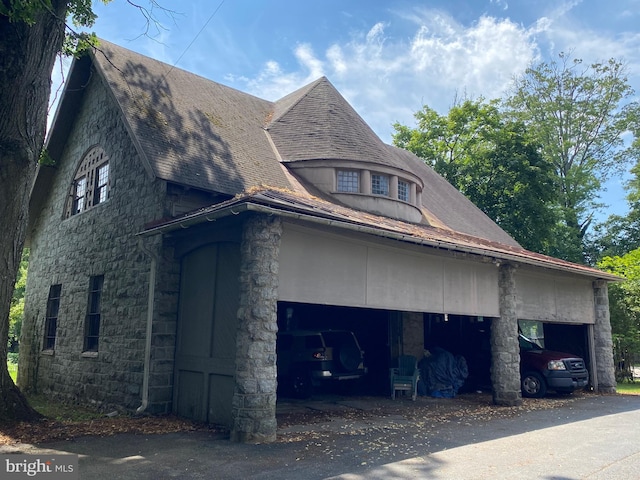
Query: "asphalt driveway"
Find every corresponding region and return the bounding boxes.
[3,393,639,479]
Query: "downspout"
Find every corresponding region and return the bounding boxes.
[136,237,157,414]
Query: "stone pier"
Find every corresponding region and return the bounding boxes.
[491,263,522,406]
[231,214,282,443]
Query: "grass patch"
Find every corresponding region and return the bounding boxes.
[8,362,17,384]
[616,381,640,395]
[26,394,104,422]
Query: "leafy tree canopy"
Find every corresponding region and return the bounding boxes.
[393,98,557,253]
[505,54,640,262]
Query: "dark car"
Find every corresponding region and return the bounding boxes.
[519,334,589,398]
[277,330,366,398]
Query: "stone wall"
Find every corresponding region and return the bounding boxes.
[19,72,170,413]
[491,263,522,406]
[402,312,424,359]
[231,214,282,443]
[593,280,616,393]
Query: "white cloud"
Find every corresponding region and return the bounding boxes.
[236,10,539,142]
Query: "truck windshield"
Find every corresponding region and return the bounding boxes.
[519,334,542,351]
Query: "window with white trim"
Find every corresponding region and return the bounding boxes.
[371,174,389,196]
[66,146,110,218]
[398,180,409,202]
[337,170,359,193]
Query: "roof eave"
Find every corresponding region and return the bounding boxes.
[138,197,621,283]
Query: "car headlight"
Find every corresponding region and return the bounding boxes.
[548,360,567,371]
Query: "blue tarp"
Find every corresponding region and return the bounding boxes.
[417,347,468,398]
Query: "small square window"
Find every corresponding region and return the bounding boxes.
[371,174,389,196]
[398,180,409,202]
[337,170,359,193]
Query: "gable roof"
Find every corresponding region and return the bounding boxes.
[91,39,291,195]
[37,38,534,251]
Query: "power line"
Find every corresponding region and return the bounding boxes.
[161,0,225,82]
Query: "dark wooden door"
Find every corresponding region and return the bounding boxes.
[174,242,240,427]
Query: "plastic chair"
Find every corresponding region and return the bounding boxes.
[390,354,419,400]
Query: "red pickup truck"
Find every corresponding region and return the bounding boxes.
[519,334,589,398]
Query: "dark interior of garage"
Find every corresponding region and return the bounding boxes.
[276,303,592,398]
[277,302,396,396]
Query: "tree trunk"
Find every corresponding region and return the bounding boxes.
[0,1,68,423]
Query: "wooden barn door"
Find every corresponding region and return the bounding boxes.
[174,242,240,427]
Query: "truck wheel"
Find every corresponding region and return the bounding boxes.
[521,371,547,398]
[291,370,313,399]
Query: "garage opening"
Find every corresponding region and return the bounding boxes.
[424,315,592,394]
[424,314,492,392]
[277,301,404,397]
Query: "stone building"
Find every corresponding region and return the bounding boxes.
[20,39,617,443]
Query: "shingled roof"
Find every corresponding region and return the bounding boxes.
[91,39,291,195]
[36,38,551,251]
[141,187,619,282]
[267,77,419,175]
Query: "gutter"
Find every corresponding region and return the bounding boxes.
[136,237,157,414]
[138,200,620,282]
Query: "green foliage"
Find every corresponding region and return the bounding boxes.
[505,54,640,263]
[38,149,55,166]
[9,250,28,350]
[393,98,558,253]
[598,251,640,374]
[1,0,110,55]
[0,0,48,25]
[591,161,640,260]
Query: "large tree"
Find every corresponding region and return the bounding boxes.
[505,54,640,263]
[393,98,557,253]
[0,0,73,423]
[0,0,160,423]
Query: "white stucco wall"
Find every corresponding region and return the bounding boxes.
[515,269,595,324]
[278,223,500,316]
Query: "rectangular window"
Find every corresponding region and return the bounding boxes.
[43,284,62,350]
[398,180,409,202]
[73,177,87,214]
[83,275,104,352]
[337,170,359,193]
[94,163,110,205]
[371,174,389,196]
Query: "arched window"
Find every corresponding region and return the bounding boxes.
[65,146,110,218]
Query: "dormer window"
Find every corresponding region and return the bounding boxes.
[65,146,110,218]
[371,174,389,196]
[398,180,409,202]
[337,170,359,193]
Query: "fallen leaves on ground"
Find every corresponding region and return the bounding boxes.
[0,391,585,449]
[0,414,223,446]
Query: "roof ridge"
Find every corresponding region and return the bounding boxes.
[267,76,328,127]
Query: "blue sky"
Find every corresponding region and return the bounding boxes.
[54,0,640,220]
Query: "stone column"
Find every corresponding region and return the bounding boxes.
[402,312,424,359]
[230,214,282,443]
[593,280,616,393]
[491,263,522,406]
